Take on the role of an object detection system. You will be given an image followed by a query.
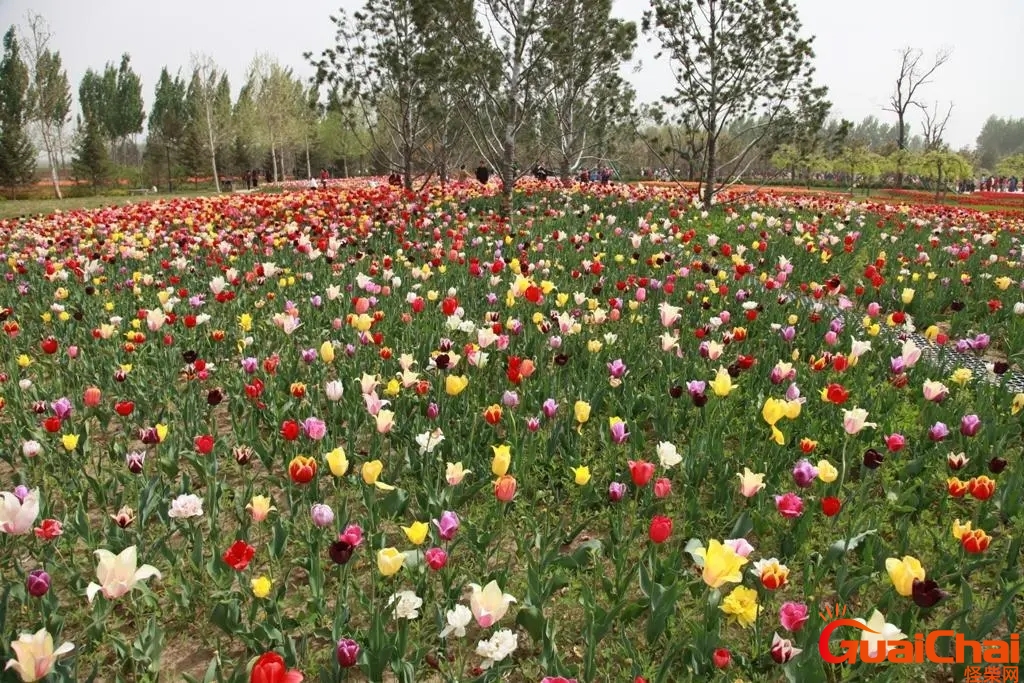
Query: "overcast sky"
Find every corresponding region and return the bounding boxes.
[1,0,1020,149]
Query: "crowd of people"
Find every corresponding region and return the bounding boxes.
[976,176,1020,193]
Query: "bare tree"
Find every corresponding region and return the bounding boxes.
[918,100,953,152]
[188,53,231,193]
[883,46,951,183]
[21,12,71,199]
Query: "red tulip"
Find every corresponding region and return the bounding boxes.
[648,515,672,544]
[628,460,656,487]
[288,456,317,484]
[821,497,841,517]
[222,540,256,571]
[40,337,58,355]
[280,420,300,441]
[114,401,135,417]
[250,652,303,683]
[194,434,215,455]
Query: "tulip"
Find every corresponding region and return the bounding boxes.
[251,576,272,599]
[424,547,448,570]
[653,477,672,498]
[967,475,995,501]
[325,447,349,477]
[737,468,765,497]
[4,629,74,682]
[571,466,591,486]
[753,558,790,590]
[60,434,79,452]
[842,407,876,435]
[445,462,470,485]
[249,652,303,683]
[324,380,344,401]
[83,386,102,407]
[775,492,804,518]
[26,570,50,598]
[959,414,981,437]
[608,417,629,444]
[928,422,950,442]
[310,504,334,528]
[360,460,395,490]
[628,460,656,487]
[0,488,40,535]
[319,340,335,363]
[86,546,161,602]
[912,578,947,608]
[491,444,511,477]
[469,581,517,628]
[791,460,818,488]
[433,511,459,541]
[648,515,672,543]
[770,633,802,663]
[336,639,359,668]
[401,521,429,545]
[694,539,748,588]
[709,367,734,397]
[779,601,809,632]
[573,400,591,424]
[445,375,468,396]
[377,547,405,577]
[885,555,925,597]
[494,475,517,502]
[288,456,317,484]
[608,482,626,502]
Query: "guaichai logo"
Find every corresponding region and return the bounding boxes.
[817,604,1020,665]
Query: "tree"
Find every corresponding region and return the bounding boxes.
[918,100,953,152]
[542,0,636,179]
[148,67,188,191]
[308,0,467,191]
[644,0,824,207]
[186,54,232,192]
[21,12,71,199]
[453,0,560,215]
[975,116,1024,171]
[914,148,972,198]
[837,144,883,194]
[71,114,109,191]
[113,54,145,165]
[247,54,304,183]
[883,47,951,184]
[995,154,1024,179]
[0,26,36,191]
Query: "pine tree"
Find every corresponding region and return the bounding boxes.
[71,115,110,192]
[0,27,37,190]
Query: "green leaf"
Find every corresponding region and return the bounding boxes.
[516,605,547,642]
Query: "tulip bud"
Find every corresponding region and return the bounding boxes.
[26,569,50,597]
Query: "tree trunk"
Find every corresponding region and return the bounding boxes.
[304,135,312,180]
[342,157,348,178]
[702,134,716,207]
[166,146,173,193]
[204,102,221,193]
[270,141,279,183]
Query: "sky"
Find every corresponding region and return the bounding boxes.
[1,0,1021,150]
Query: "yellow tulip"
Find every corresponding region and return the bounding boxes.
[445,375,469,396]
[885,555,925,597]
[720,586,760,628]
[709,367,734,397]
[817,460,838,483]
[574,400,591,424]
[401,521,429,545]
[901,288,915,304]
[695,539,748,589]
[491,444,511,477]
[572,466,591,486]
[251,576,272,598]
[320,341,335,363]
[377,547,405,576]
[61,434,79,452]
[761,398,785,426]
[325,447,349,477]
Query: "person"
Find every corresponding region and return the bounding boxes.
[475,161,490,185]
[533,163,548,182]
[320,168,329,186]
[457,165,469,182]
[308,177,319,190]
[388,172,402,186]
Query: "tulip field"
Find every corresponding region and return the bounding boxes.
[1,180,1023,683]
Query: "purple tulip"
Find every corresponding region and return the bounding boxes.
[792,459,819,488]
[686,380,706,397]
[26,569,50,597]
[959,414,981,437]
[433,511,460,541]
[607,359,627,378]
[542,398,558,419]
[426,402,439,420]
[336,638,360,668]
[780,326,796,342]
[890,357,906,374]
[608,482,626,502]
[502,390,519,408]
[928,422,950,442]
[311,503,335,527]
[526,416,541,432]
[609,420,629,444]
[51,397,72,420]
[785,383,802,401]
[13,485,30,503]
[241,357,258,374]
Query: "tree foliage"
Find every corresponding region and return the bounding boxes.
[0,26,37,189]
[644,0,825,206]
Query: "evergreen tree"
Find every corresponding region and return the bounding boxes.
[0,27,37,190]
[71,114,110,192]
[148,67,187,190]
